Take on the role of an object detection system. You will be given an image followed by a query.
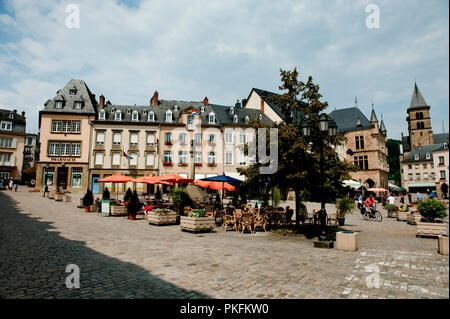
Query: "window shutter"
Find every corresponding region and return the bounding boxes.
[12,138,17,148]
[11,154,15,166]
[113,133,121,143]
[146,153,154,166]
[147,134,155,145]
[131,133,138,144]
[97,132,104,143]
[112,153,120,165]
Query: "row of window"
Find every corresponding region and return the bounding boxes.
[407,163,435,170]
[51,120,81,133]
[0,153,12,163]
[48,142,81,156]
[55,101,84,109]
[95,152,154,167]
[42,167,83,188]
[0,138,16,148]
[354,155,369,170]
[407,171,446,181]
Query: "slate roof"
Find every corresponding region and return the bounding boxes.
[95,100,273,127]
[329,107,371,133]
[433,133,449,145]
[408,82,429,110]
[42,79,98,115]
[401,143,444,163]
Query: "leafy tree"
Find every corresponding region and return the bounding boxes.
[238,67,354,227]
[170,187,193,214]
[336,197,355,218]
[124,188,133,202]
[127,190,140,217]
[387,139,401,186]
[418,198,447,222]
[102,187,110,200]
[272,186,281,207]
[239,192,248,206]
[83,189,94,207]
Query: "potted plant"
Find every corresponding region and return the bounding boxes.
[416,199,448,237]
[336,197,355,226]
[102,187,110,200]
[82,189,94,212]
[127,190,140,220]
[385,204,397,218]
[123,187,133,203]
[148,208,177,225]
[180,209,215,232]
[169,187,193,215]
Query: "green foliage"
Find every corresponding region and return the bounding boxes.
[124,188,133,202]
[188,209,206,218]
[417,198,447,222]
[170,187,193,214]
[336,197,355,217]
[155,187,162,200]
[387,139,402,186]
[126,190,140,215]
[272,186,281,207]
[232,190,239,207]
[82,189,94,207]
[102,187,110,200]
[384,204,397,212]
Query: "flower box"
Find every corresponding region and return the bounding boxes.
[397,211,408,221]
[178,163,188,167]
[208,142,216,147]
[163,162,173,166]
[110,205,128,216]
[416,222,448,237]
[194,163,202,167]
[407,212,422,225]
[207,163,217,167]
[180,216,215,232]
[387,210,397,218]
[165,141,172,145]
[55,194,64,201]
[148,210,177,225]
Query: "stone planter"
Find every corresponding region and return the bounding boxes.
[77,198,84,208]
[49,192,55,199]
[407,213,422,225]
[90,202,99,212]
[54,194,64,201]
[387,210,397,218]
[416,222,448,237]
[438,235,449,256]
[335,231,358,252]
[62,195,71,202]
[110,205,128,216]
[148,210,177,225]
[397,211,408,221]
[180,216,215,232]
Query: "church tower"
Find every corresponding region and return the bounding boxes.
[407,82,434,148]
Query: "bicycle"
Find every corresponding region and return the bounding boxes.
[360,204,383,222]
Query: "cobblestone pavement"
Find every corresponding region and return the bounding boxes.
[0,189,448,299]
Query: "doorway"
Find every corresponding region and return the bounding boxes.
[57,167,68,190]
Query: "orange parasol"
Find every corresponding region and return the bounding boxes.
[194,180,235,191]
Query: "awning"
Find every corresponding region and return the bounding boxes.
[407,182,436,188]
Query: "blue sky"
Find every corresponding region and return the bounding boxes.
[0,0,448,138]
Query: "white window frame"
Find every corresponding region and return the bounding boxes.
[60,143,71,156]
[146,153,154,166]
[130,132,138,146]
[208,152,216,163]
[1,121,12,131]
[112,152,120,166]
[148,112,154,122]
[115,110,122,121]
[225,151,233,165]
[62,121,71,133]
[164,151,172,163]
[99,110,105,120]
[55,101,63,109]
[129,152,137,166]
[95,152,103,165]
[96,131,105,145]
[225,131,233,144]
[71,143,81,156]
[233,114,238,123]
[72,121,80,133]
[132,111,139,121]
[74,101,83,109]
[113,132,121,145]
[165,110,172,123]
[147,133,155,146]
[208,112,215,124]
[179,151,187,164]
[49,142,59,156]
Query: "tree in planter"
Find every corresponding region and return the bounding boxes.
[384,204,397,216]
[127,190,140,220]
[272,186,281,207]
[417,199,447,223]
[123,188,133,203]
[336,197,355,220]
[170,187,193,214]
[102,187,110,200]
[231,189,240,207]
[83,189,94,210]
[155,187,162,200]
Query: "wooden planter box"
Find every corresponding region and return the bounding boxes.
[397,211,408,221]
[387,210,397,218]
[416,222,448,237]
[148,211,177,225]
[335,231,358,251]
[438,235,449,256]
[110,205,128,216]
[407,213,422,225]
[180,216,215,232]
[77,198,84,208]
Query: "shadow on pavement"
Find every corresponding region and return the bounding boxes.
[0,191,210,299]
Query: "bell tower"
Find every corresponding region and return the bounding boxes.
[407,82,434,148]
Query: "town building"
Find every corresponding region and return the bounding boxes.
[399,83,449,196]
[0,109,26,181]
[21,133,40,183]
[35,79,98,193]
[244,88,389,189]
[433,144,449,199]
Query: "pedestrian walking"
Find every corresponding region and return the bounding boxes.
[43,184,49,197]
[8,178,13,191]
[387,193,395,205]
[407,192,412,204]
[400,193,405,204]
[13,179,18,192]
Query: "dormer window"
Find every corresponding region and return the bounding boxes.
[208,112,215,124]
[233,114,238,123]
[8,113,14,119]
[131,110,139,121]
[201,106,205,113]
[110,108,115,113]
[425,153,431,160]
[126,108,131,114]
[74,101,83,109]
[258,114,263,120]
[245,115,249,124]
[55,101,63,109]
[142,109,147,115]
[115,110,122,121]
[69,88,77,95]
[174,105,179,111]
[148,112,155,122]
[230,107,234,115]
[414,154,419,160]
[99,110,106,120]
[165,110,172,123]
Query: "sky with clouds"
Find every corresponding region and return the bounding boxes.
[0,0,448,139]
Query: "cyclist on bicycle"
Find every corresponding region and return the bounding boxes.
[364,194,376,221]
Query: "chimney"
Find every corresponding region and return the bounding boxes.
[242,98,247,107]
[99,94,105,108]
[13,109,17,114]
[203,97,209,105]
[106,100,111,105]
[150,91,159,106]
[21,111,26,118]
[260,97,264,113]
[235,99,241,108]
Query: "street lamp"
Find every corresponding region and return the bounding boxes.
[301,113,337,242]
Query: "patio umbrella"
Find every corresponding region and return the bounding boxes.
[98,174,135,201]
[368,188,388,193]
[199,174,243,206]
[194,180,235,191]
[156,174,194,184]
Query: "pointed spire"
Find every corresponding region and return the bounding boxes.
[380,113,386,132]
[370,102,378,122]
[409,82,428,109]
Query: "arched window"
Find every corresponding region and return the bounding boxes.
[201,106,205,113]
[165,110,172,123]
[233,114,238,123]
[230,107,234,115]
[114,110,122,121]
[174,105,179,111]
[208,112,215,124]
[148,111,154,122]
[131,110,139,121]
[99,110,105,120]
[417,122,420,129]
[245,115,249,124]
